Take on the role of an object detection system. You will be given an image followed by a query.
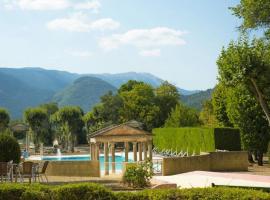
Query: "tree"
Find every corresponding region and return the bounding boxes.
[231,0,270,36]
[24,107,49,152]
[0,108,10,132]
[226,85,270,165]
[119,82,159,131]
[212,84,233,127]
[118,80,144,93]
[84,91,123,134]
[97,91,123,124]
[165,104,200,127]
[39,102,59,116]
[217,38,270,126]
[53,106,84,152]
[199,100,218,127]
[155,81,180,127]
[39,103,59,145]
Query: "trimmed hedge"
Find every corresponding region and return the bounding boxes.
[214,128,241,151]
[0,183,270,200]
[153,127,241,154]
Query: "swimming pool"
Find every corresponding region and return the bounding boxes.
[41,154,133,171]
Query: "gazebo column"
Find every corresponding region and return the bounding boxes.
[124,142,129,162]
[90,143,95,160]
[148,141,152,161]
[138,142,142,161]
[143,142,148,160]
[104,142,109,175]
[133,142,137,162]
[111,142,116,174]
[95,143,100,161]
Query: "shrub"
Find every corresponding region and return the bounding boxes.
[153,127,241,154]
[0,184,270,200]
[0,184,51,200]
[114,192,149,200]
[123,161,153,188]
[53,183,114,200]
[0,133,21,163]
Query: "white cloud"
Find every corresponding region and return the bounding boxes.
[99,27,187,50]
[74,0,101,13]
[90,18,120,31]
[47,13,91,32]
[47,13,120,32]
[67,49,92,57]
[2,0,101,11]
[139,49,161,57]
[3,0,70,10]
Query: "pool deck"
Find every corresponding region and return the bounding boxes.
[153,170,270,189]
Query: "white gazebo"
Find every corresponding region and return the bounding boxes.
[88,121,153,175]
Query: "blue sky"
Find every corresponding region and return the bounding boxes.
[0,0,241,90]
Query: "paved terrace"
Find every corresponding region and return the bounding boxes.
[153,169,270,189]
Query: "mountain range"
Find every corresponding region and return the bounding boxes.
[0,67,212,119]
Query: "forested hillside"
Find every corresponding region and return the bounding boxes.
[181,89,213,110]
[53,77,117,112]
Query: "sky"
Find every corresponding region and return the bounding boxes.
[0,0,241,90]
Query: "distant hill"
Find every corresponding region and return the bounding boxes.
[53,76,117,112]
[0,67,209,118]
[182,89,213,110]
[88,72,199,95]
[0,71,54,119]
[0,67,79,92]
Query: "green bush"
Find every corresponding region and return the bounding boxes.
[0,183,270,200]
[123,161,153,188]
[153,127,241,154]
[0,184,51,200]
[53,183,114,200]
[0,133,21,163]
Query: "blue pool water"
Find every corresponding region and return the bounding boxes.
[42,155,133,171]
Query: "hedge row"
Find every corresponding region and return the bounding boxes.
[153,127,241,154]
[0,183,270,200]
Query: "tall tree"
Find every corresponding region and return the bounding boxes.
[98,91,123,124]
[24,107,48,152]
[155,81,180,127]
[84,91,123,134]
[53,106,84,152]
[118,80,144,93]
[165,104,200,127]
[212,84,233,127]
[226,85,270,165]
[231,0,270,37]
[39,103,59,116]
[217,39,270,126]
[39,102,59,145]
[199,100,218,127]
[0,108,10,132]
[119,82,159,131]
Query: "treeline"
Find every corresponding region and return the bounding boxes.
[83,80,202,133]
[0,80,204,153]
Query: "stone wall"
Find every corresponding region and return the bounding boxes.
[45,161,100,177]
[209,151,248,171]
[162,151,248,176]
